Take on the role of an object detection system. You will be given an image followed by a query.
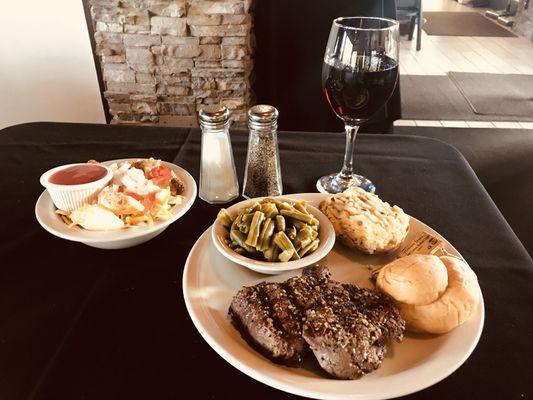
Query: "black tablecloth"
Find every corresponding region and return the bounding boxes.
[1,122,532,400]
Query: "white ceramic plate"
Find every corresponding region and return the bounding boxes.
[35,158,197,249]
[211,197,336,274]
[183,193,485,400]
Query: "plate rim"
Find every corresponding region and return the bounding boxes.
[182,193,485,400]
[35,158,197,243]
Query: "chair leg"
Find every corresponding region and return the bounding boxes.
[408,16,416,41]
[416,12,422,51]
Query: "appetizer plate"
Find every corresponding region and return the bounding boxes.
[183,193,485,400]
[211,197,336,274]
[35,159,197,249]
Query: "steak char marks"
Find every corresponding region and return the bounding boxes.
[302,281,404,379]
[229,266,405,378]
[228,265,329,365]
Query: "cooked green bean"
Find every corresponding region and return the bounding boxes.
[276,201,293,211]
[301,220,319,231]
[294,200,309,215]
[245,211,265,247]
[217,209,233,228]
[241,213,254,223]
[273,231,292,251]
[219,198,320,262]
[247,201,261,213]
[230,229,255,252]
[297,225,313,241]
[275,215,286,232]
[278,249,294,262]
[238,217,252,234]
[257,218,275,251]
[287,225,297,240]
[260,202,278,218]
[292,220,307,230]
[263,245,280,261]
[231,214,242,231]
[273,231,300,260]
[280,209,316,224]
[297,237,312,250]
[299,239,320,257]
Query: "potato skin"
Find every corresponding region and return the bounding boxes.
[319,187,409,255]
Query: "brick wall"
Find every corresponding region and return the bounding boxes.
[89,0,254,126]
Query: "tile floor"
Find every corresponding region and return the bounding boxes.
[397,0,533,129]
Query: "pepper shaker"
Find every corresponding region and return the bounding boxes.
[242,105,282,199]
[198,105,239,204]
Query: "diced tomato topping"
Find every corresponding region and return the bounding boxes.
[147,165,172,185]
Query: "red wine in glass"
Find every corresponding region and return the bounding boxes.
[316,17,400,194]
[322,54,398,124]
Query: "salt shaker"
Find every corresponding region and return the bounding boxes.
[198,105,239,204]
[242,105,283,198]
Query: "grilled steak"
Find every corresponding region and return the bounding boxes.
[303,305,387,379]
[228,265,405,378]
[285,265,330,309]
[229,284,305,365]
[258,282,307,362]
[302,281,404,379]
[342,284,405,343]
[228,265,329,365]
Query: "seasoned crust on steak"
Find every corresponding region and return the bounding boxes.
[342,284,405,342]
[229,284,306,366]
[258,283,307,361]
[302,306,387,379]
[228,266,405,378]
[301,281,403,379]
[287,265,331,301]
[228,266,331,366]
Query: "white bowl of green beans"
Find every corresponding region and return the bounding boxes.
[211,197,336,275]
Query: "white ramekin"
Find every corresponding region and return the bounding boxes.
[40,163,113,211]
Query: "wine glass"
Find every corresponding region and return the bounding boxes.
[317,17,399,194]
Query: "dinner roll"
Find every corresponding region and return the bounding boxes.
[399,256,480,334]
[377,254,448,306]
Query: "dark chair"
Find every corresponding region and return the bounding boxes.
[396,0,422,50]
[253,0,402,134]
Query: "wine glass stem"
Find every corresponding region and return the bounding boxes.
[338,124,359,180]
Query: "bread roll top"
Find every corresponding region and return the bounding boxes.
[377,254,448,306]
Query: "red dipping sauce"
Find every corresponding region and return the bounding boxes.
[49,164,107,185]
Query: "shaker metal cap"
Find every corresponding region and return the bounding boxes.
[248,104,278,130]
[248,104,278,123]
[198,105,230,129]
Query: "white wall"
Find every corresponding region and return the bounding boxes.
[0,0,105,130]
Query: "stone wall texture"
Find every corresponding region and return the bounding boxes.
[89,0,254,126]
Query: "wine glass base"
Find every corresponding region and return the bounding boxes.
[316,173,376,194]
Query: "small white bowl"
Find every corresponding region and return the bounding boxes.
[40,163,113,211]
[211,197,336,275]
[35,159,197,249]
